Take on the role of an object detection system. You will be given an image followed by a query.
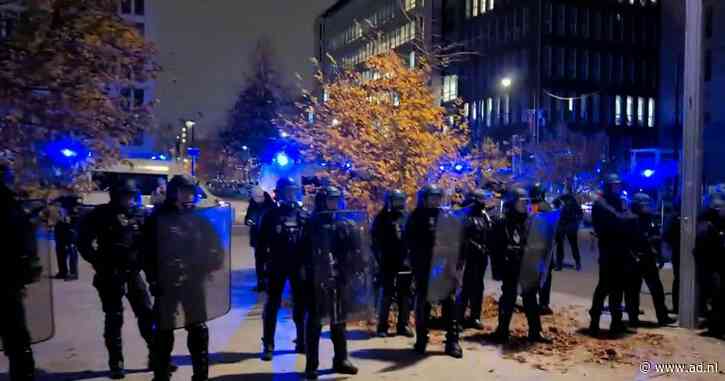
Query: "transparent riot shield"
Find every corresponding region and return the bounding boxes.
[155,206,232,330]
[310,210,375,325]
[1,228,55,351]
[426,209,465,302]
[519,210,561,292]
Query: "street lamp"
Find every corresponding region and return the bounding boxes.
[501,77,513,89]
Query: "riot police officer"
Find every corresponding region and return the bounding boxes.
[53,189,81,281]
[406,184,463,358]
[257,177,308,360]
[694,191,725,338]
[302,186,360,380]
[490,187,551,343]
[458,188,493,329]
[372,189,413,337]
[627,193,676,327]
[1,164,40,381]
[529,183,556,316]
[78,180,167,379]
[144,175,221,381]
[588,174,638,336]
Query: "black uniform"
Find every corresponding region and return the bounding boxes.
[371,206,412,336]
[257,201,308,357]
[302,188,360,379]
[244,192,274,290]
[78,198,154,377]
[490,204,546,342]
[53,195,81,280]
[143,199,221,381]
[554,194,583,270]
[694,202,725,337]
[1,183,40,381]
[627,201,671,326]
[589,191,638,335]
[406,193,463,357]
[457,203,493,327]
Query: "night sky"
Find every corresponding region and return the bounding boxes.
[153,0,337,138]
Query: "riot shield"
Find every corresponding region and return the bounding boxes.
[1,228,55,351]
[310,210,375,325]
[426,209,465,302]
[155,206,232,330]
[519,210,561,292]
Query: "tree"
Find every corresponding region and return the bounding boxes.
[283,51,468,211]
[220,39,290,160]
[526,128,608,193]
[0,0,158,185]
[429,138,511,195]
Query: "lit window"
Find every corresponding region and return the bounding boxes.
[472,101,478,120]
[568,98,574,112]
[489,0,494,11]
[626,96,633,126]
[464,103,470,117]
[637,97,645,125]
[442,75,459,102]
[486,98,493,127]
[466,0,471,18]
[615,95,622,125]
[648,98,655,127]
[472,0,479,17]
[409,51,416,69]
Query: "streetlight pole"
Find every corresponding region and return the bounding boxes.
[679,0,704,329]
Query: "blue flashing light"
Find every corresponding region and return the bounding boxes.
[159,154,167,160]
[280,131,289,138]
[439,165,445,171]
[344,162,352,169]
[642,169,655,178]
[275,152,290,167]
[454,163,465,173]
[61,148,78,158]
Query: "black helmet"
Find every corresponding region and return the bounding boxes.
[275,177,299,192]
[470,188,489,205]
[167,175,197,201]
[385,189,406,210]
[528,182,546,203]
[631,192,652,213]
[604,173,622,185]
[110,179,139,203]
[503,187,529,214]
[314,185,342,211]
[417,184,443,208]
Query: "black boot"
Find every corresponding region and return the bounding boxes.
[491,327,510,344]
[413,336,428,354]
[444,339,463,359]
[528,332,553,344]
[104,313,125,379]
[333,358,359,375]
[152,330,174,381]
[294,323,306,354]
[8,347,35,381]
[188,324,209,381]
[396,325,415,337]
[260,341,274,361]
[588,311,601,337]
[330,323,357,373]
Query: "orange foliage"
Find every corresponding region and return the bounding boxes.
[283,52,468,211]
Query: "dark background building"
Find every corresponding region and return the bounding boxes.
[659,0,725,186]
[443,0,661,167]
